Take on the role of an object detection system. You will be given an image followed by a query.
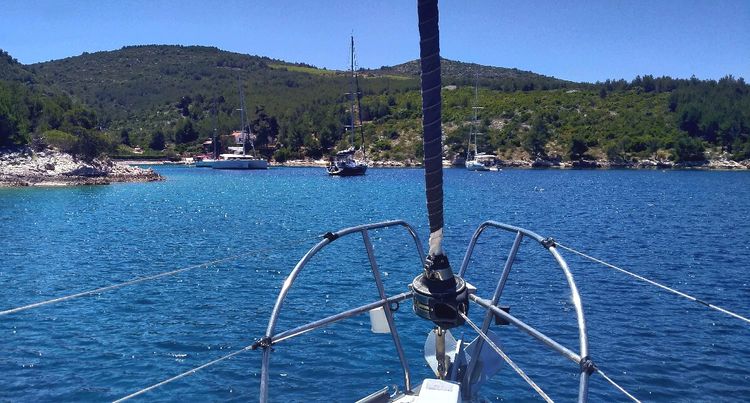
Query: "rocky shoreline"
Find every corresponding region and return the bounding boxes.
[276,159,423,168]
[0,148,162,187]
[505,157,750,170]
[5,148,744,188]
[278,157,750,170]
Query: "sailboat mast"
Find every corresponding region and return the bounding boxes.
[212,97,219,159]
[470,75,483,157]
[473,80,478,155]
[348,36,357,149]
[353,38,366,158]
[238,78,258,157]
[237,78,247,157]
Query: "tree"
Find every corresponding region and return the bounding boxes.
[176,96,192,116]
[61,106,96,132]
[120,128,131,146]
[72,129,111,161]
[174,120,198,144]
[273,147,291,163]
[673,136,705,162]
[569,135,589,160]
[303,133,322,159]
[642,75,656,92]
[149,130,165,150]
[0,86,24,146]
[250,106,278,148]
[522,115,549,158]
[605,141,625,162]
[43,130,77,152]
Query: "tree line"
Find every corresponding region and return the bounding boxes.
[1,45,748,164]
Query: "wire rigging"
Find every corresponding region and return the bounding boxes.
[0,235,319,317]
[114,343,255,402]
[556,243,750,325]
[459,312,553,403]
[594,368,642,403]
[462,312,641,402]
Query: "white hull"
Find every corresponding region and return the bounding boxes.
[466,160,489,171]
[194,159,216,167]
[212,159,268,170]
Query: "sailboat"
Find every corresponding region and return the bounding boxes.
[465,79,490,171]
[327,36,368,176]
[212,80,268,170]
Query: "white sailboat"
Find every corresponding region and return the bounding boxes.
[212,80,268,170]
[465,80,490,172]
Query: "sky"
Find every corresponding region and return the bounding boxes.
[1,0,748,83]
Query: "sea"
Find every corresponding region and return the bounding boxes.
[1,166,749,402]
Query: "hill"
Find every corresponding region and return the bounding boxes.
[1,49,108,153]
[0,50,34,84]
[24,45,419,158]
[1,45,748,165]
[372,58,573,91]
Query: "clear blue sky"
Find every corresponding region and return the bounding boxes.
[2,0,748,83]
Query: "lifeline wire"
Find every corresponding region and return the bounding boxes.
[462,313,641,403]
[595,368,641,403]
[113,343,254,402]
[556,243,750,325]
[0,235,319,316]
[459,312,554,403]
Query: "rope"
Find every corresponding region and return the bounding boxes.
[1,235,319,316]
[556,243,750,325]
[595,368,641,403]
[459,312,554,403]
[113,343,254,402]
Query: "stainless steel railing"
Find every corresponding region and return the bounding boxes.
[458,220,591,402]
[259,219,592,402]
[259,220,425,403]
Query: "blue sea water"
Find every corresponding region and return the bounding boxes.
[1,166,749,402]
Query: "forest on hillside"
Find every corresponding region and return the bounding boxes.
[1,46,748,163]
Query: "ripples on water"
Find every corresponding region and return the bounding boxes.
[1,167,749,402]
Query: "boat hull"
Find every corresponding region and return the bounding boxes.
[194,160,216,167]
[212,159,268,170]
[327,164,367,176]
[466,161,489,171]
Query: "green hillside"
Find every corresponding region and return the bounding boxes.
[1,50,109,158]
[373,58,573,91]
[23,45,419,158]
[1,45,748,163]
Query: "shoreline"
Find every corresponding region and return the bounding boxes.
[0,148,163,188]
[237,158,750,170]
[124,157,750,170]
[490,158,750,170]
[4,152,748,188]
[0,174,163,188]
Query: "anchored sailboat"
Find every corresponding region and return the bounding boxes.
[327,36,368,176]
[465,79,490,171]
[212,79,268,170]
